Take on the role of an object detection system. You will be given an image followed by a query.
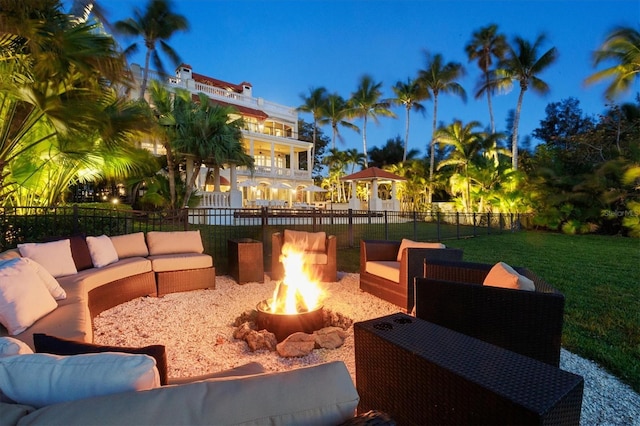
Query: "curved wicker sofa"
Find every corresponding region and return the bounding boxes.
[0,231,370,425]
[0,231,215,349]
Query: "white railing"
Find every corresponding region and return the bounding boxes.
[199,191,230,208]
[141,68,297,119]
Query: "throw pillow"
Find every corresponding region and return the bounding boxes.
[33,333,168,386]
[146,230,204,255]
[17,239,77,278]
[0,352,160,408]
[0,258,58,335]
[44,235,93,271]
[396,238,446,261]
[0,337,34,357]
[85,235,119,268]
[22,258,66,300]
[110,232,149,259]
[483,262,535,291]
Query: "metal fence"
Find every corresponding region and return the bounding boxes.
[0,206,532,273]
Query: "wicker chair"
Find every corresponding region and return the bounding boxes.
[271,230,337,282]
[415,259,565,366]
[359,240,463,312]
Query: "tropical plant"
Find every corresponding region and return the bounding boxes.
[585,26,640,99]
[387,160,429,212]
[147,80,190,208]
[318,93,359,149]
[491,34,558,170]
[115,0,188,100]
[417,52,467,202]
[391,77,429,161]
[369,136,419,168]
[465,24,508,134]
[349,75,396,168]
[0,0,150,206]
[322,148,349,202]
[171,93,250,206]
[436,120,486,212]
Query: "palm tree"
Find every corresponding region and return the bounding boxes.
[172,93,249,206]
[585,26,640,99]
[349,75,397,168]
[297,87,328,174]
[115,0,189,101]
[465,24,508,134]
[491,34,557,170]
[436,120,484,212]
[322,148,349,202]
[391,78,429,161]
[318,93,359,149]
[417,52,467,202]
[148,80,191,208]
[344,148,366,174]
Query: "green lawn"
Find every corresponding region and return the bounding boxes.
[338,232,640,393]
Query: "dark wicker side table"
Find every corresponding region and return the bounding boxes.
[355,313,584,425]
[228,238,264,284]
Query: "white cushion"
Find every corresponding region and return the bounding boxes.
[85,235,119,268]
[0,258,58,335]
[146,231,204,255]
[18,240,77,278]
[110,232,149,259]
[22,258,66,300]
[0,353,160,408]
[0,337,34,357]
[14,361,358,425]
[396,238,446,261]
[483,262,535,291]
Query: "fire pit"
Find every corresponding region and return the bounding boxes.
[255,243,325,341]
[256,300,324,342]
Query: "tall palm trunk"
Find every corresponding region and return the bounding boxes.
[362,115,369,168]
[485,72,496,134]
[164,141,176,208]
[403,105,410,162]
[140,47,152,101]
[511,85,527,170]
[428,93,439,203]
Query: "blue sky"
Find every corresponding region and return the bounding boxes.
[100,0,638,157]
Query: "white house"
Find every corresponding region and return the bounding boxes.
[129,63,315,208]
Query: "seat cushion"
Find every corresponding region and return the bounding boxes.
[147,253,213,273]
[57,258,152,293]
[365,261,400,283]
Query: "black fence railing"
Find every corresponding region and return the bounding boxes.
[0,206,532,274]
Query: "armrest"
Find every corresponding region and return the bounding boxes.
[326,235,337,256]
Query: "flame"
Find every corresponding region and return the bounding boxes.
[269,243,323,314]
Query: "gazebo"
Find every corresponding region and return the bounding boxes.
[341,167,406,211]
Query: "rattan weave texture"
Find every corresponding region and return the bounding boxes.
[354,313,583,425]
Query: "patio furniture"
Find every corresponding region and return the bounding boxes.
[355,313,584,425]
[359,239,463,312]
[271,230,337,282]
[228,238,264,284]
[415,259,565,366]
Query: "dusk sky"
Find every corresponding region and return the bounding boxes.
[100,0,638,157]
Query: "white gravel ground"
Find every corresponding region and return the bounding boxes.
[94,273,640,425]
